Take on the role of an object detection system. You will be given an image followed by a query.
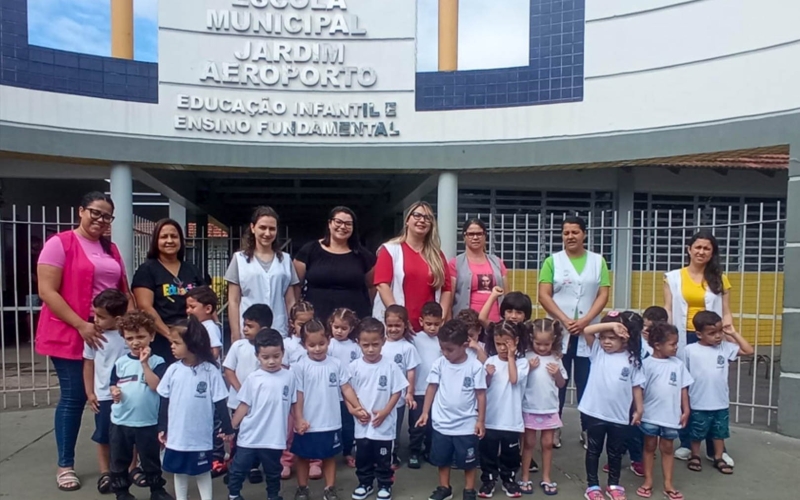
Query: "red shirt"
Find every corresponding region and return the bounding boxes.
[374,242,452,331]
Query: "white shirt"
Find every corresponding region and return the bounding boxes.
[484,355,529,432]
[382,339,420,408]
[83,331,129,400]
[641,356,693,429]
[328,338,362,366]
[522,353,568,414]
[349,357,409,440]
[222,339,260,409]
[466,341,485,362]
[236,368,296,449]
[578,341,646,426]
[641,342,654,360]
[412,332,442,396]
[684,341,738,411]
[427,356,487,436]
[157,361,228,451]
[202,319,223,349]
[283,336,306,367]
[294,355,350,432]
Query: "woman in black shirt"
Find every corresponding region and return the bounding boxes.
[293,206,376,320]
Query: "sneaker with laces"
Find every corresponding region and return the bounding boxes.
[674,447,691,461]
[478,482,495,498]
[352,484,375,500]
[604,485,627,500]
[463,489,478,500]
[408,454,421,469]
[630,462,645,477]
[323,487,341,500]
[706,452,735,467]
[377,486,392,500]
[528,459,539,473]
[428,486,454,500]
[501,481,522,498]
[584,486,604,500]
[295,486,311,500]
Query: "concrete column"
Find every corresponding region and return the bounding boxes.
[612,169,634,309]
[111,0,134,60]
[110,164,133,281]
[437,172,459,259]
[438,0,458,71]
[778,143,800,438]
[169,199,187,233]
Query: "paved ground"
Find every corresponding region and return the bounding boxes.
[1,408,796,500]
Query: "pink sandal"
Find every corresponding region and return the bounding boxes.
[605,485,627,500]
[635,486,652,498]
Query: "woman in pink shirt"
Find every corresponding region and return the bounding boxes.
[36,192,131,492]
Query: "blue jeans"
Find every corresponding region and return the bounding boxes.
[227,447,282,499]
[52,357,87,468]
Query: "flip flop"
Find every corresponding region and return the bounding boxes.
[540,481,558,496]
[663,491,684,500]
[517,480,533,495]
[635,486,652,498]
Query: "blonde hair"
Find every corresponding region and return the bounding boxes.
[389,201,446,289]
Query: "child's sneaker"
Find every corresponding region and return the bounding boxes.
[377,486,392,500]
[408,454,421,469]
[150,489,175,500]
[673,447,691,461]
[295,486,311,500]
[352,484,375,500]
[428,486,454,500]
[210,459,227,478]
[630,462,645,477]
[463,489,478,500]
[249,467,264,484]
[391,456,401,470]
[323,487,340,500]
[604,485,627,500]
[602,463,609,473]
[528,459,539,473]
[584,486,604,500]
[501,481,522,498]
[478,482,495,498]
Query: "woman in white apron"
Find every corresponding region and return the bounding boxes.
[538,216,610,448]
[225,206,299,339]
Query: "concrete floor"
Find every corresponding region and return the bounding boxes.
[1,408,797,500]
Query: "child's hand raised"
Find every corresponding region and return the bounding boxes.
[485,364,496,377]
[545,362,560,377]
[468,338,480,351]
[139,346,151,364]
[490,286,504,297]
[611,323,629,340]
[405,393,417,410]
[529,356,540,369]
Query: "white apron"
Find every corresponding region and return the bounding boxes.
[372,242,441,322]
[235,251,293,337]
[665,268,723,360]
[551,250,604,358]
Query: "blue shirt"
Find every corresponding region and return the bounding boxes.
[110,354,167,427]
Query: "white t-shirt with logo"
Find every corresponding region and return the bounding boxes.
[427,356,487,436]
[578,341,646,426]
[222,339,260,410]
[283,336,306,367]
[83,331,129,400]
[641,356,693,428]
[522,353,568,414]
[349,357,409,441]
[412,332,442,396]
[236,368,296,449]
[684,341,738,411]
[328,338,362,366]
[294,355,350,432]
[484,355,529,432]
[157,361,228,451]
[381,339,421,408]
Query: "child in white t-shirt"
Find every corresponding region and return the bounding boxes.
[479,321,530,498]
[382,305,421,469]
[326,308,361,468]
[456,308,487,363]
[227,328,296,500]
[184,286,223,360]
[409,301,444,469]
[82,289,130,494]
[348,318,408,500]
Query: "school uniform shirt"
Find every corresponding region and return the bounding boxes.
[236,368,296,449]
[641,342,654,360]
[201,319,223,349]
[522,353,568,415]
[294,355,350,432]
[110,353,167,427]
[578,341,646,426]
[157,361,228,451]
[484,355,530,432]
[83,331,129,400]
[641,356,694,429]
[222,339,260,410]
[684,341,739,411]
[328,338,362,367]
[412,332,442,396]
[381,338,421,408]
[283,336,306,367]
[349,357,409,441]
[427,356,487,436]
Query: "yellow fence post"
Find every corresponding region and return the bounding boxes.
[438,0,458,71]
[111,0,134,60]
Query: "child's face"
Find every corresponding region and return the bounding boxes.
[642,319,653,339]
[385,314,405,341]
[653,332,679,358]
[331,318,353,341]
[242,319,264,341]
[420,315,443,337]
[503,309,526,324]
[697,322,724,346]
[358,331,385,362]
[599,331,625,354]
[257,345,284,372]
[185,297,213,321]
[468,326,481,342]
[170,334,189,360]
[291,311,314,337]
[93,306,118,332]
[439,339,468,364]
[493,333,517,360]
[532,331,554,356]
[123,327,153,357]
[304,331,329,361]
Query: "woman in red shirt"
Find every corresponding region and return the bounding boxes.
[373,201,452,331]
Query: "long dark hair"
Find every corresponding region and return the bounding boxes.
[181,317,219,368]
[484,320,526,358]
[147,218,186,261]
[243,206,282,262]
[80,191,115,256]
[601,310,643,369]
[687,231,723,295]
[322,206,365,255]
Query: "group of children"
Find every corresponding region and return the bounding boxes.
[83,284,753,500]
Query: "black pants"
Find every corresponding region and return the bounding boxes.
[110,424,166,495]
[341,401,355,456]
[227,447,282,499]
[583,414,627,488]
[212,406,225,463]
[355,438,393,488]
[479,429,520,485]
[408,395,432,456]
[393,406,405,461]
[559,336,591,430]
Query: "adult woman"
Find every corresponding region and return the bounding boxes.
[665,231,735,465]
[373,201,452,331]
[36,192,131,492]
[226,206,298,339]
[294,206,376,320]
[132,218,205,363]
[538,216,610,447]
[449,218,507,322]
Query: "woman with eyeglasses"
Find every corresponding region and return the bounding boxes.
[132,218,206,364]
[293,206,376,321]
[36,191,132,492]
[449,218,508,322]
[373,201,453,331]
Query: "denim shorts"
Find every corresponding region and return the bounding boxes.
[639,422,680,440]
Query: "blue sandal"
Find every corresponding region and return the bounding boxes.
[517,480,534,495]
[540,481,558,496]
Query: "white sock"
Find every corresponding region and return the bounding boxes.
[173,474,189,500]
[197,471,213,500]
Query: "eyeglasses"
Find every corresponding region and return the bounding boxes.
[409,211,433,223]
[465,231,485,239]
[85,208,115,223]
[331,218,353,228]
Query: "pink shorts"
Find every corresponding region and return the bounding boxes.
[523,412,562,431]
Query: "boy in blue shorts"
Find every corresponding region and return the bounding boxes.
[416,319,487,500]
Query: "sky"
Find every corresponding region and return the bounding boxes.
[27,0,158,62]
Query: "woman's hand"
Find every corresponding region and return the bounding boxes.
[79,321,106,350]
